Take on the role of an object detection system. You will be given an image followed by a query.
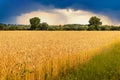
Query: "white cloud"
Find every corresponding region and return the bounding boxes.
[16,9,113,25]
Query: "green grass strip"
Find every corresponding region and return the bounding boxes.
[57,42,120,80]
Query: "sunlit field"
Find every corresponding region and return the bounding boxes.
[0,31,120,80]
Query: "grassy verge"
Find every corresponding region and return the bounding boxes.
[57,41,120,80]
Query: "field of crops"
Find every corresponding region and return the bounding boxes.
[0,31,120,80]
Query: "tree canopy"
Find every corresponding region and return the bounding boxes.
[88,16,102,30]
[30,17,40,30]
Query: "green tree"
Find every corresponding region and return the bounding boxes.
[30,17,40,30]
[0,23,6,30]
[39,22,49,30]
[88,16,102,30]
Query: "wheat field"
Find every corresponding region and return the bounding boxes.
[0,31,120,80]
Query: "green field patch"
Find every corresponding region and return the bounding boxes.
[57,41,120,80]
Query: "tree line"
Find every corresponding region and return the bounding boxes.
[1,16,120,31]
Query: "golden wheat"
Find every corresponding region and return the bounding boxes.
[0,31,120,80]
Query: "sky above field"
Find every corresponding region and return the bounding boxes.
[0,0,120,25]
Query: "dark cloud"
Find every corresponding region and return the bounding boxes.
[0,0,42,23]
[34,0,120,10]
[0,0,120,24]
